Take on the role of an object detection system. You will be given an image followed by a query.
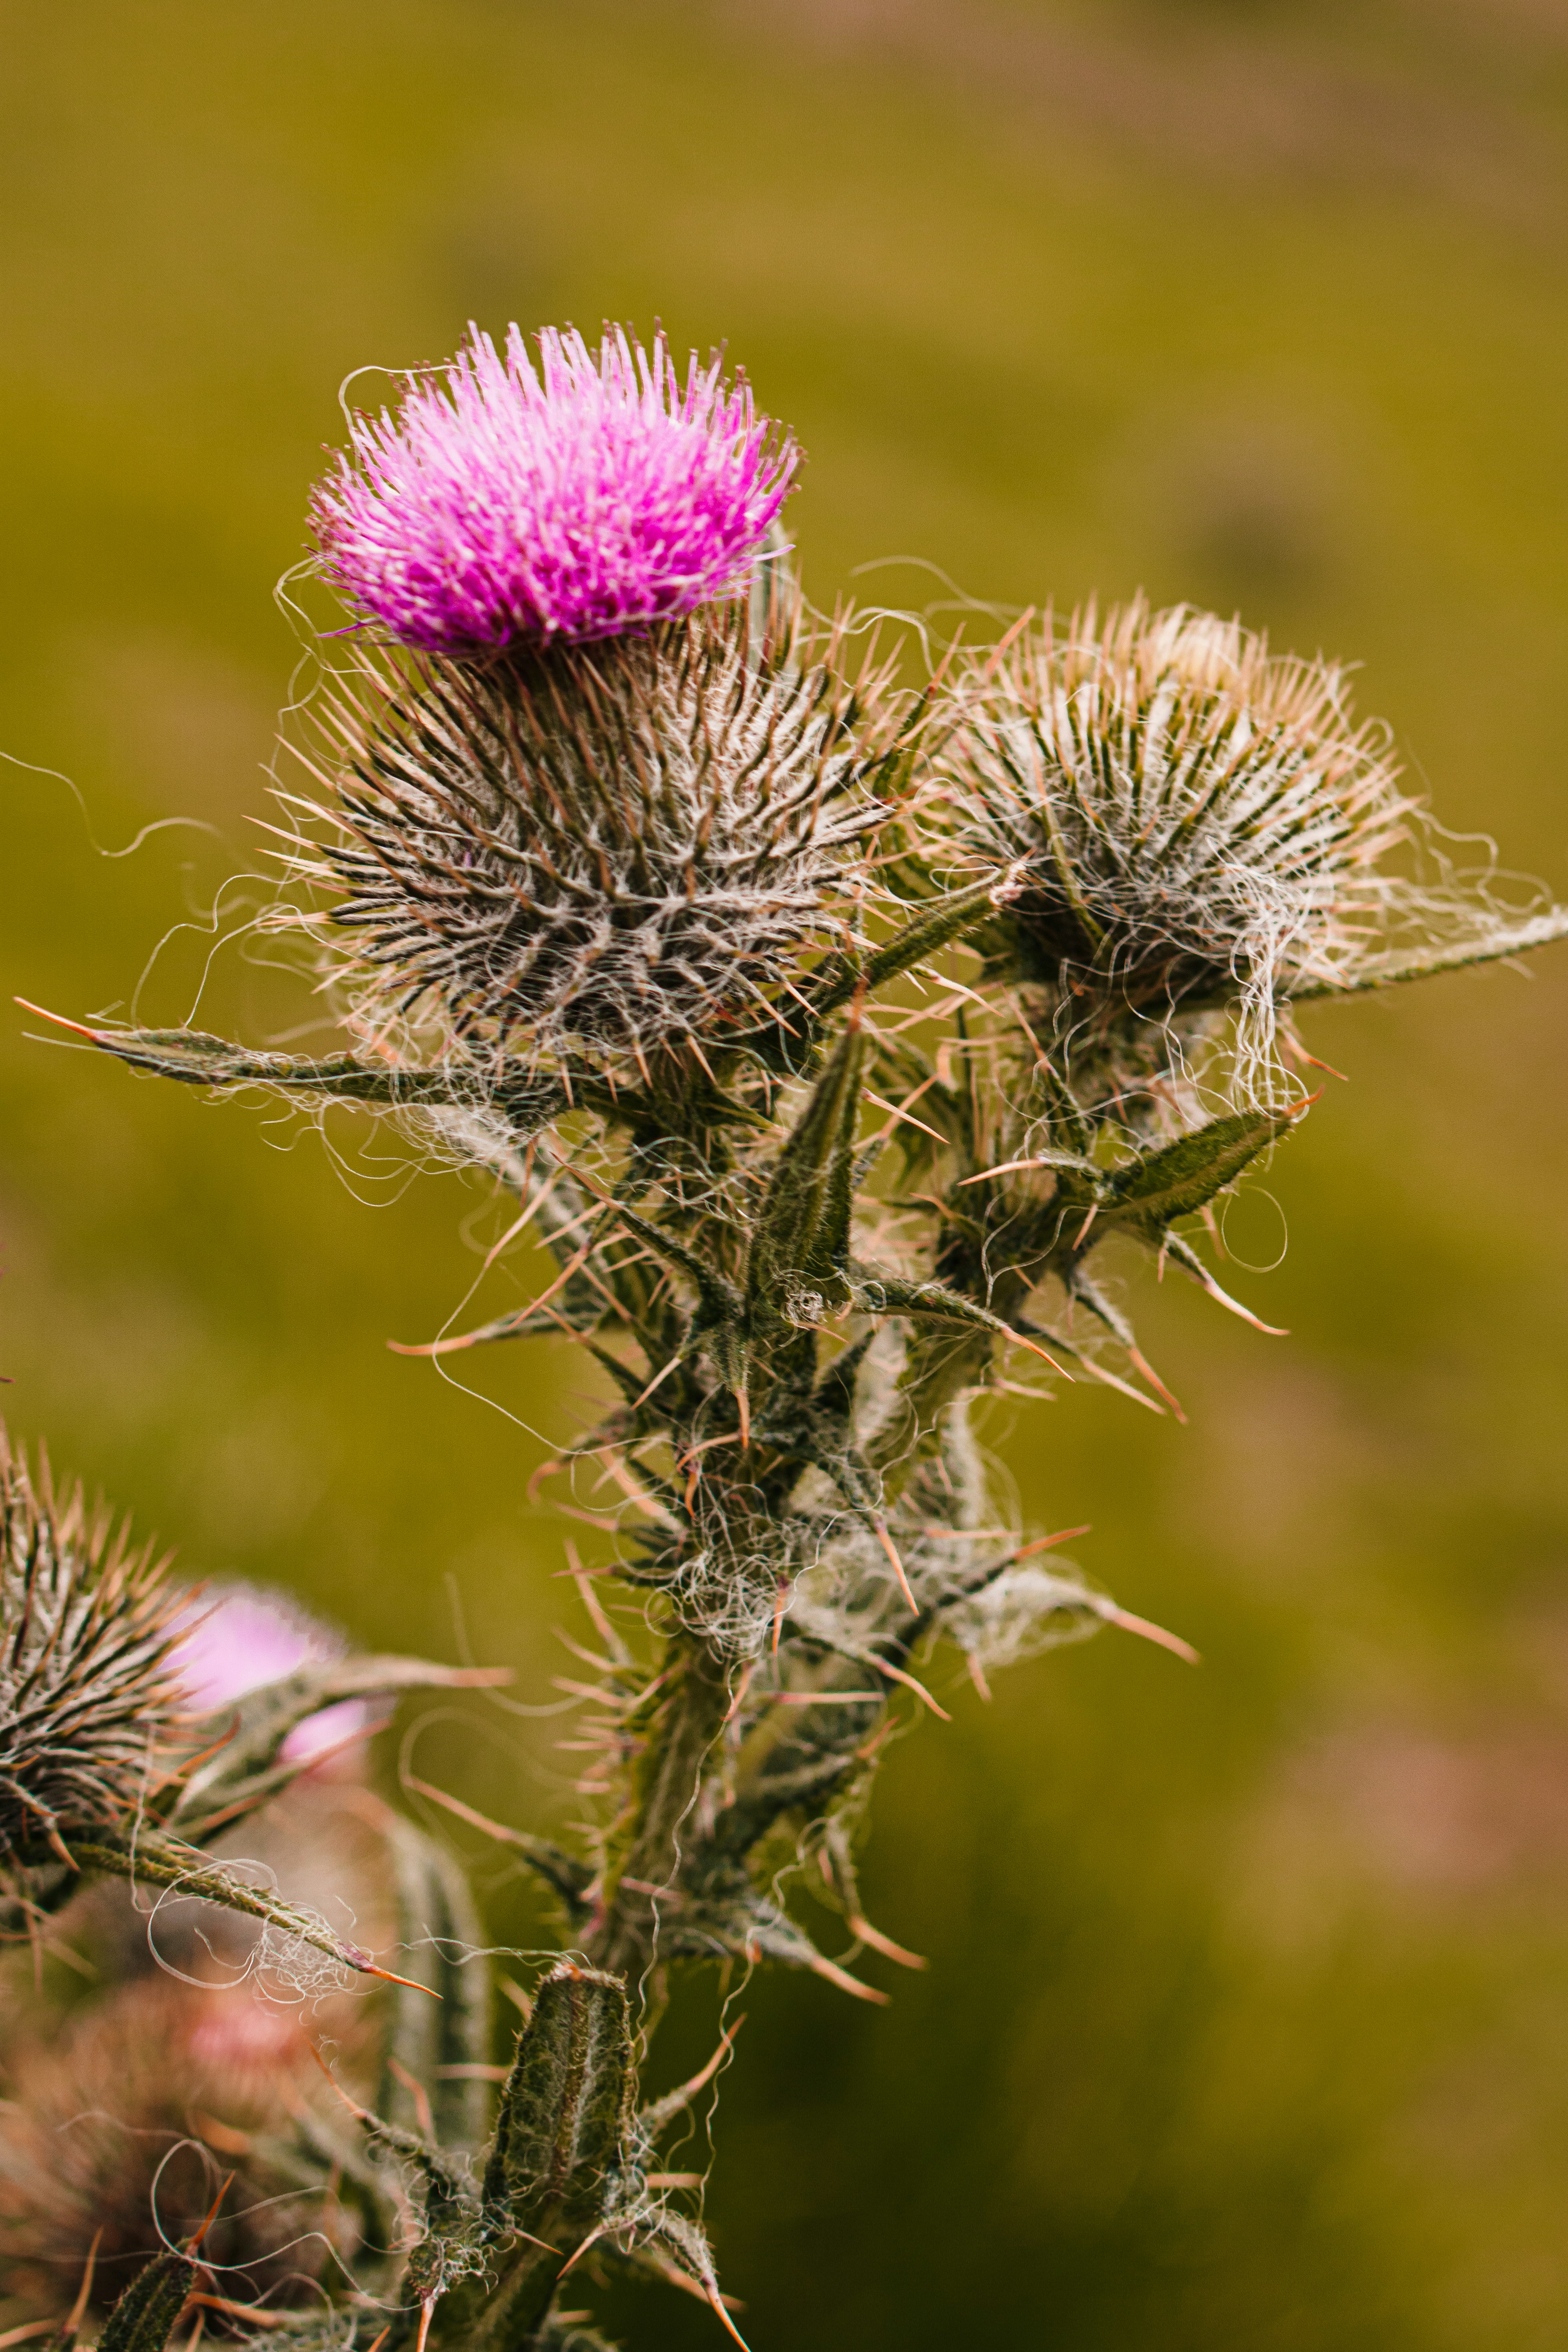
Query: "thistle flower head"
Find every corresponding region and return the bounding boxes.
[312,323,798,655]
[290,601,902,1067]
[171,1582,368,1763]
[946,598,1414,1096]
[0,1429,180,1861]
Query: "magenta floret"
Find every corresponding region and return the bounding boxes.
[312,324,799,655]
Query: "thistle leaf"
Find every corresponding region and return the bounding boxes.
[487,1964,638,2237]
[24,1011,563,1129]
[96,2250,195,2352]
[1102,1107,1292,1227]
[69,1830,422,1989]
[804,876,1011,1025]
[745,1024,866,1323]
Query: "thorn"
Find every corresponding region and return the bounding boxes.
[62,2228,103,2341]
[568,1547,622,1655]
[1072,1203,1099,1249]
[306,2041,371,2123]
[726,1659,757,1722]
[1106,1606,1201,1667]
[869,1654,952,1721]
[348,1951,442,1998]
[45,1825,78,1872]
[1008,1328,1075,1380]
[1187,1263,1289,1336]
[635,2257,750,2331]
[187,2173,236,2255]
[13,998,103,1042]
[980,604,1036,677]
[957,1154,1053,1185]
[403,1771,548,1857]
[1283,1036,1348,1082]
[193,2112,252,2158]
[555,2223,611,2283]
[1012,1524,1091,1561]
[528,1458,565,1504]
[873,1520,917,1611]
[388,1241,594,1355]
[848,1913,927,1969]
[806,1951,890,2005]
[966,1652,993,1702]
[735,1388,751,1448]
[654,2015,745,2116]
[1127,1346,1187,1424]
[704,2277,754,2350]
[387,2055,434,2140]
[181,2299,292,2331]
[633,1352,684,1409]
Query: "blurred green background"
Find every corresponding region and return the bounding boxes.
[4,2,1568,2344]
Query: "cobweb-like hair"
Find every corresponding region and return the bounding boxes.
[946,597,1414,1097]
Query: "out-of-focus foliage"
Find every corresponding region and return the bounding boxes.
[1,4,1566,2346]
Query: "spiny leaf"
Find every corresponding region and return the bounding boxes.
[667,1891,884,2005]
[849,1271,1071,1376]
[746,1024,865,1322]
[69,1831,432,1991]
[1102,1107,1293,1227]
[1279,906,1568,1001]
[804,876,1012,1024]
[487,1964,637,2236]
[19,1008,563,1127]
[97,2250,195,2352]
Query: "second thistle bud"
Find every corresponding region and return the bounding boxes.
[0,1428,180,1866]
[943,596,1412,1095]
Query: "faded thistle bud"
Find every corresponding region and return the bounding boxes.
[0,1427,179,1864]
[944,597,1414,1098]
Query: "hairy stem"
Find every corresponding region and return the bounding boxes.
[585,1635,733,1982]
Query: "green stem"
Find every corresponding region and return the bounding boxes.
[584,1636,733,1982]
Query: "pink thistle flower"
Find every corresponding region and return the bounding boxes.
[171,1583,369,1764]
[312,324,799,655]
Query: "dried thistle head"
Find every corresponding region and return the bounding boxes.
[943,597,1414,1096]
[0,1428,180,1864]
[312,322,797,655]
[285,600,905,1069]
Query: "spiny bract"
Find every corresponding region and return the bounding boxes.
[945,597,1414,1093]
[289,601,903,1067]
[0,1428,180,1862]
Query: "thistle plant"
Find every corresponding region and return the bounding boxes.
[7,319,1566,2352]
